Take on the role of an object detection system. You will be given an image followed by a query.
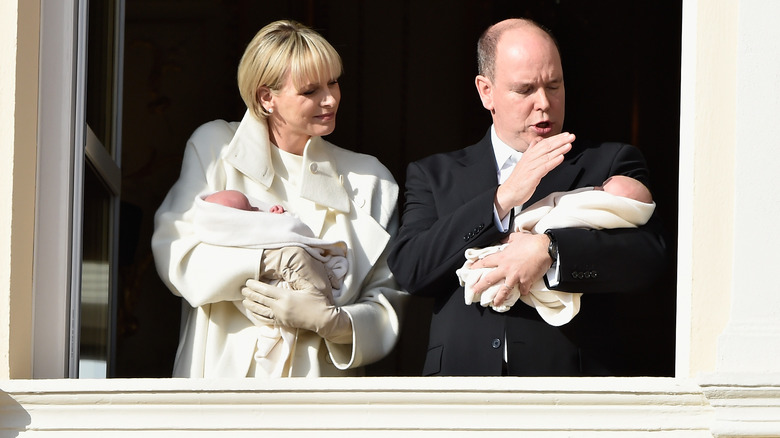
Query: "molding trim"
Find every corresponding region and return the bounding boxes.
[699,373,780,438]
[1,377,714,435]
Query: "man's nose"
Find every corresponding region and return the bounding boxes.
[535,88,550,110]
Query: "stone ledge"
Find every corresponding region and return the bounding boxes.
[1,377,714,436]
[699,373,780,438]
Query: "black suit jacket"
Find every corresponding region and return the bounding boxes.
[388,131,668,376]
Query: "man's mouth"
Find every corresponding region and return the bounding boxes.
[532,121,553,134]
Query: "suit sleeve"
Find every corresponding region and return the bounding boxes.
[387,159,509,297]
[550,143,669,294]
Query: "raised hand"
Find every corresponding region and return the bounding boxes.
[494,132,575,219]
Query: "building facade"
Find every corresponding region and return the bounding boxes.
[2,0,779,435]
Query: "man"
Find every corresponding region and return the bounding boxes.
[387,18,667,376]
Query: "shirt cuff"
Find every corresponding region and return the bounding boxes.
[493,205,511,232]
[545,256,561,288]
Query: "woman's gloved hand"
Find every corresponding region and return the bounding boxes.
[242,278,353,344]
[259,246,331,291]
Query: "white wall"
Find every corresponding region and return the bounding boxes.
[715,0,780,374]
[677,0,738,377]
[0,0,39,380]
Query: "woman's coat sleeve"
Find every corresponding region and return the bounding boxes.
[152,121,263,307]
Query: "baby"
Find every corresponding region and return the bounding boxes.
[196,189,349,376]
[596,175,652,203]
[204,189,285,214]
[457,175,656,326]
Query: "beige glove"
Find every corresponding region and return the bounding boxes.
[259,246,331,291]
[242,278,353,344]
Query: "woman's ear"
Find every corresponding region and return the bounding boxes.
[257,86,273,113]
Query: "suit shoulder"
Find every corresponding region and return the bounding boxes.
[570,139,644,159]
[568,139,651,186]
[411,141,486,170]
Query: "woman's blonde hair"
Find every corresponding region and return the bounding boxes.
[237,20,343,120]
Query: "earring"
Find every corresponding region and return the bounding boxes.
[267,108,273,114]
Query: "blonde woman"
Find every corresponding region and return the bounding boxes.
[152,20,405,378]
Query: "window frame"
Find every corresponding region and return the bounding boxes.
[33,0,125,379]
[32,0,699,381]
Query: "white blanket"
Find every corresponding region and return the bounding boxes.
[192,193,349,376]
[456,187,655,326]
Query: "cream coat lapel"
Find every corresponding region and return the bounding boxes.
[300,136,351,213]
[223,111,275,189]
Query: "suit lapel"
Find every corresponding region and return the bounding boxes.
[453,134,499,204]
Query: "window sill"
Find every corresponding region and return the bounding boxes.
[1,377,716,435]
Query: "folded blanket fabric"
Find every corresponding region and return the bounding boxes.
[192,193,349,294]
[457,187,655,326]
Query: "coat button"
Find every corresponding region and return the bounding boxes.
[309,162,319,174]
[491,338,501,349]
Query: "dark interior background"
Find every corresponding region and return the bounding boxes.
[116,0,681,377]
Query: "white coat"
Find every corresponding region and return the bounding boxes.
[152,111,406,378]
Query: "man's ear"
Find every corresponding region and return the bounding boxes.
[475,75,494,112]
[256,86,273,112]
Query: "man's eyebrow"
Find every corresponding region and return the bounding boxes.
[509,81,535,89]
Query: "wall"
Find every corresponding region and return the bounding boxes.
[4,0,780,435]
[0,0,39,380]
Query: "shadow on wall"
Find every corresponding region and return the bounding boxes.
[0,390,30,437]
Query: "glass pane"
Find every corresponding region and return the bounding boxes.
[79,165,112,378]
[86,0,116,154]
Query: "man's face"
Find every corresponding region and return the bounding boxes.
[476,27,565,152]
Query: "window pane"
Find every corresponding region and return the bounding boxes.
[86,0,116,154]
[79,165,113,378]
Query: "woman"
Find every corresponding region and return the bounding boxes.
[152,20,405,378]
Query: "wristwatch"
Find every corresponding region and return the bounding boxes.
[544,230,558,265]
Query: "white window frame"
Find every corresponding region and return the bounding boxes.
[33,0,125,378]
[33,0,698,381]
[33,0,79,378]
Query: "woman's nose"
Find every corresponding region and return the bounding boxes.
[322,92,337,107]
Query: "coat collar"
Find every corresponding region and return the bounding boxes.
[224,111,351,213]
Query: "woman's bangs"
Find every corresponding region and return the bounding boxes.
[290,44,342,90]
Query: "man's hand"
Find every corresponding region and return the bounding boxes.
[469,231,553,307]
[495,132,575,219]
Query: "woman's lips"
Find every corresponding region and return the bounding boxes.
[316,113,336,121]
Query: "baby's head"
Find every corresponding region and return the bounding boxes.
[204,190,258,211]
[597,175,653,203]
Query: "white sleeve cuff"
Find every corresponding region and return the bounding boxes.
[493,205,511,232]
[545,255,561,287]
